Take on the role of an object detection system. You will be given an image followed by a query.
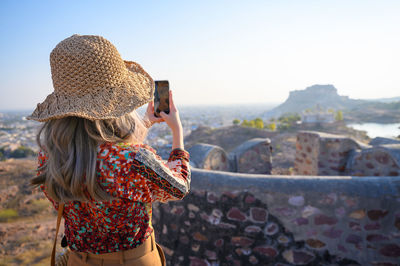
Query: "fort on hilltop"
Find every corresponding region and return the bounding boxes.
[263,84,400,123]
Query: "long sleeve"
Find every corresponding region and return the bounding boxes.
[133,144,191,203]
[37,143,191,205]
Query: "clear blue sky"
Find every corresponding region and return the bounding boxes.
[1,0,399,110]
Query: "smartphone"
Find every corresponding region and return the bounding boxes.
[154,80,170,118]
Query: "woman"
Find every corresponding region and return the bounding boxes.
[28,34,191,265]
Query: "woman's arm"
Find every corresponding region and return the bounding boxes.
[133,144,190,202]
[143,90,184,150]
[113,143,190,203]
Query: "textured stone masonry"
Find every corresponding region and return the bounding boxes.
[347,144,400,177]
[152,169,400,265]
[187,138,272,174]
[187,143,229,171]
[229,138,272,174]
[295,131,400,177]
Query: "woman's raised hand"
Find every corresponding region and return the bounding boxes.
[159,90,183,134]
[143,90,183,150]
[143,100,164,128]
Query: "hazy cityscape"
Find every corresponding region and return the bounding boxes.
[0,103,278,158]
[1,98,400,160]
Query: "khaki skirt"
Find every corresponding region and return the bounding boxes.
[67,231,166,266]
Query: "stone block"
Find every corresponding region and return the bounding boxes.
[295,131,368,175]
[346,145,400,176]
[187,143,229,171]
[229,138,272,174]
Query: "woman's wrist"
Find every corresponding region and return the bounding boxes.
[172,128,184,150]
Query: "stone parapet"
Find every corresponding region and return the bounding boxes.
[347,144,400,176]
[295,131,400,177]
[152,169,400,265]
[187,138,272,174]
[229,138,272,174]
[187,143,229,171]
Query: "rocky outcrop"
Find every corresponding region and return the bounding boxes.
[262,84,400,123]
[263,84,364,119]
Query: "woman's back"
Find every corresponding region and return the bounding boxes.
[38,142,190,254]
[28,34,188,265]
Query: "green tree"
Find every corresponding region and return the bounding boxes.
[265,122,276,131]
[249,120,256,128]
[254,118,264,129]
[278,113,301,124]
[233,119,240,125]
[241,119,250,127]
[335,110,343,121]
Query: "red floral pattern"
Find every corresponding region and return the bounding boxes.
[37,142,190,254]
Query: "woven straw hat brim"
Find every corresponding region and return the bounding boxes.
[27,60,154,122]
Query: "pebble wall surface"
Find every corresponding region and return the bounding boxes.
[295,131,400,177]
[347,145,400,177]
[187,143,229,171]
[152,169,400,266]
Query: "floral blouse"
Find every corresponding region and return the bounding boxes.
[37,142,191,254]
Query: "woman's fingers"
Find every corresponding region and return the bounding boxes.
[143,101,165,128]
[169,90,177,112]
[145,101,154,116]
[159,111,167,118]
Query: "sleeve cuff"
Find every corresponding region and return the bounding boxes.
[170,148,190,161]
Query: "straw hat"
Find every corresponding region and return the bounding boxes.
[27,34,154,122]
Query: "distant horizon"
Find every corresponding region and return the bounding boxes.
[1,1,400,109]
[0,101,280,113]
[2,88,400,113]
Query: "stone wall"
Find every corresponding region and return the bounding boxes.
[187,144,229,171]
[152,169,400,265]
[230,138,272,174]
[187,138,272,174]
[347,145,400,177]
[294,132,320,175]
[295,131,400,177]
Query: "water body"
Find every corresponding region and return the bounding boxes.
[347,123,400,138]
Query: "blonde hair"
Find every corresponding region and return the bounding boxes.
[31,110,148,202]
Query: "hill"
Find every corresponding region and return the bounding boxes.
[263,84,364,118]
[263,84,400,123]
[367,96,400,103]
[344,101,400,123]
